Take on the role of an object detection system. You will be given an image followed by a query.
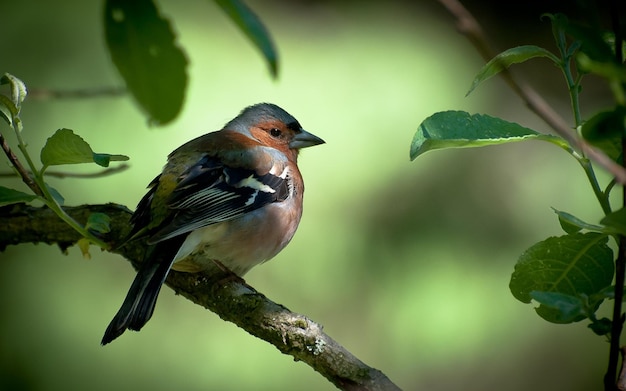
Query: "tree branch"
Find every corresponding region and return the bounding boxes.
[438,0,626,184]
[0,203,401,391]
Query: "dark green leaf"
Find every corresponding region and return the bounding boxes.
[588,317,612,336]
[552,208,606,234]
[214,0,278,78]
[530,291,586,323]
[595,286,626,302]
[581,107,625,162]
[542,13,569,57]
[601,208,626,236]
[0,186,38,206]
[104,0,188,125]
[563,20,615,63]
[577,53,626,83]
[410,111,569,160]
[467,45,559,96]
[86,213,111,234]
[510,233,614,304]
[92,153,129,168]
[40,128,129,169]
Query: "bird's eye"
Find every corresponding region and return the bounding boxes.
[270,128,282,138]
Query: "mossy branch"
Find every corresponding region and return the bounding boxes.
[0,203,401,391]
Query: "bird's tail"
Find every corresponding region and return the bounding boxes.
[101,238,184,345]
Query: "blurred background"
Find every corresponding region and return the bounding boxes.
[0,0,619,390]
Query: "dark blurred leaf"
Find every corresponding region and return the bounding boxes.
[467,45,558,96]
[543,13,569,54]
[410,111,568,160]
[0,186,38,206]
[577,52,626,82]
[214,0,278,77]
[40,128,129,169]
[581,107,625,162]
[564,20,615,63]
[510,233,614,305]
[104,0,188,125]
[588,317,612,336]
[530,291,586,323]
[601,208,626,236]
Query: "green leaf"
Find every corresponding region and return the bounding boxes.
[560,17,615,63]
[552,208,606,234]
[588,317,612,336]
[214,0,278,78]
[577,52,626,83]
[45,183,65,206]
[92,152,129,167]
[104,0,188,125]
[0,95,17,126]
[40,128,129,169]
[581,107,626,162]
[0,186,38,206]
[85,212,111,234]
[600,208,626,236]
[510,233,614,310]
[530,291,586,323]
[0,73,27,108]
[467,45,559,96]
[410,111,569,160]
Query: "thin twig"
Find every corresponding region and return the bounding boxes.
[0,131,43,196]
[27,86,126,100]
[438,0,626,184]
[0,163,130,179]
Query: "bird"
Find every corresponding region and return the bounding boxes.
[101,103,324,345]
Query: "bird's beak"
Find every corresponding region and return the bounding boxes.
[290,129,325,149]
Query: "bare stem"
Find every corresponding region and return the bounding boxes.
[0,131,44,196]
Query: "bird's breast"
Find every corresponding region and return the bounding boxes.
[170,199,302,276]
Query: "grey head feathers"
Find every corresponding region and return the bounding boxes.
[224,103,302,134]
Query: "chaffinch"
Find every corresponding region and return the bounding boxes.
[101,103,324,345]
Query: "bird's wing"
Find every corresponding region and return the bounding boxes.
[146,154,290,244]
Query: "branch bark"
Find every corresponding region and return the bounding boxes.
[0,203,401,391]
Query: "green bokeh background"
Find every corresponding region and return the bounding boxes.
[0,1,617,390]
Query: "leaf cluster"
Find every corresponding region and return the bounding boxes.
[411,12,626,336]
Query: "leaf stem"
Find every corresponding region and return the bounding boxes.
[578,157,613,215]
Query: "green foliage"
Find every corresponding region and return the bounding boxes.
[101,0,277,126]
[214,0,278,77]
[0,186,37,206]
[410,110,570,160]
[466,45,560,96]
[0,73,127,249]
[40,128,128,170]
[509,233,613,323]
[411,9,626,361]
[104,0,188,126]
